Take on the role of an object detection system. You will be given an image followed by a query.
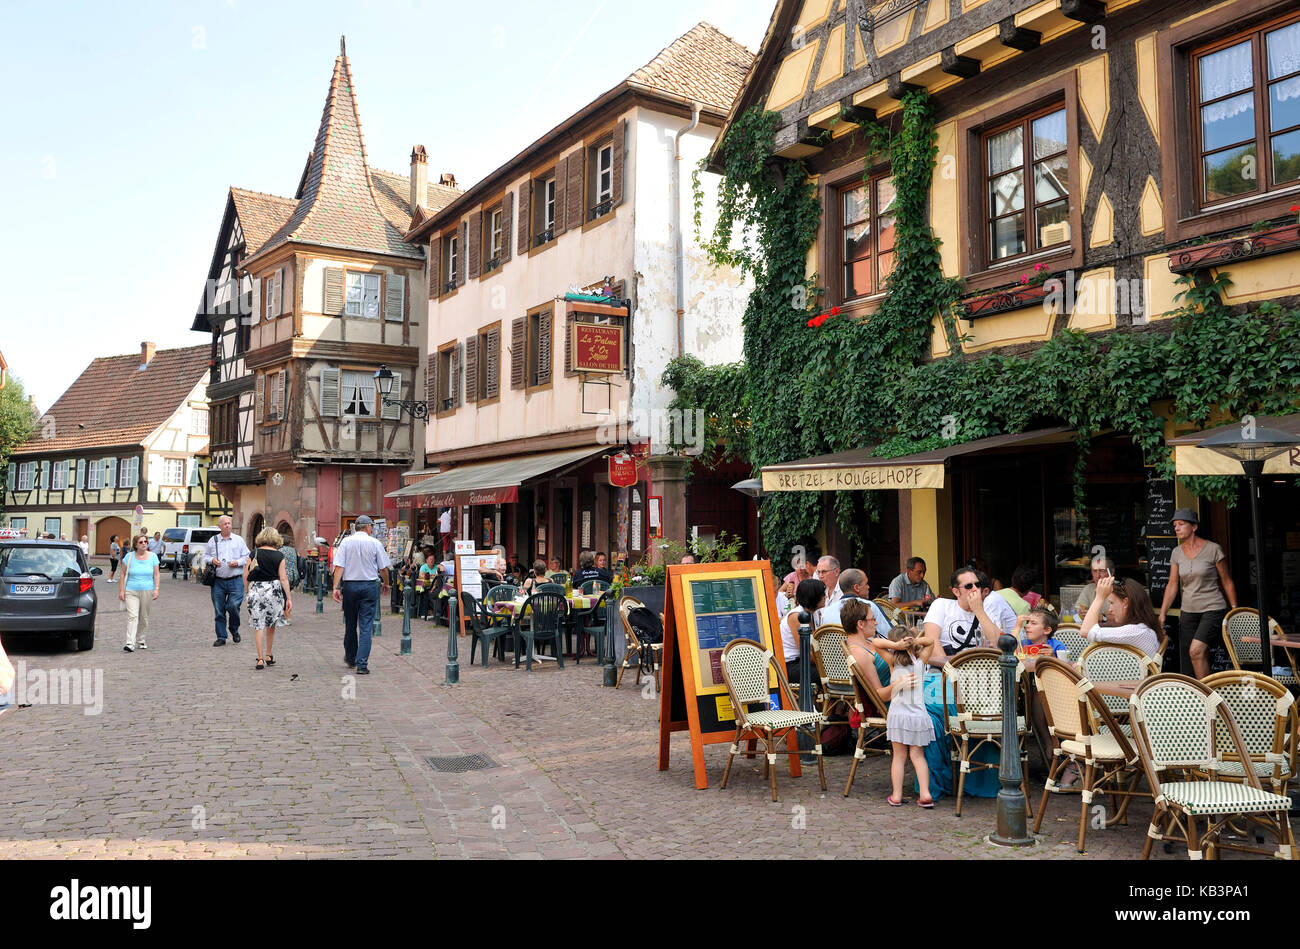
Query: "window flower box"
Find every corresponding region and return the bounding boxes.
[962,282,1054,320]
[1167,222,1300,275]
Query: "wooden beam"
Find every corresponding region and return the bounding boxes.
[1062,0,1106,23]
[840,105,876,125]
[998,17,1041,51]
[887,74,923,100]
[941,46,981,78]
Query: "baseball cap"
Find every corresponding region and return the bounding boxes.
[355,515,374,527]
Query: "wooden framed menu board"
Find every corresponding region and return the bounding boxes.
[657,560,800,790]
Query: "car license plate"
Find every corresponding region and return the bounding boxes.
[11,584,54,595]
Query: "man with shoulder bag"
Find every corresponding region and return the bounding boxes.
[205,515,250,646]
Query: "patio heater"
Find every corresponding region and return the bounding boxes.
[730,478,764,560]
[1199,424,1300,674]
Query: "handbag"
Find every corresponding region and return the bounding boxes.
[201,562,217,586]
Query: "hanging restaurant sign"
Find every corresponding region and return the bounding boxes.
[571,322,625,374]
[608,452,638,488]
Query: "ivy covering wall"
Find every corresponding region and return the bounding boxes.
[674,92,1300,562]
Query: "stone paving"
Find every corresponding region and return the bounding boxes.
[0,562,1264,859]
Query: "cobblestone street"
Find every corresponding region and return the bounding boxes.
[0,566,1231,860]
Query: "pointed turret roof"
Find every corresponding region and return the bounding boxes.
[244,39,424,266]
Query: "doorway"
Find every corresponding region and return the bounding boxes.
[94,516,131,555]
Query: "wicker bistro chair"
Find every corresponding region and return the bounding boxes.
[1079,642,1160,733]
[810,624,854,720]
[1222,608,1298,685]
[617,596,661,690]
[841,641,892,798]
[718,639,827,802]
[942,648,1033,818]
[1202,671,1298,796]
[1129,674,1296,860]
[1032,656,1145,852]
[514,592,568,671]
[1053,624,1089,663]
[873,599,901,626]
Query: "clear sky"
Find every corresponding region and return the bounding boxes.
[0,0,772,413]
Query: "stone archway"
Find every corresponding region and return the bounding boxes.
[276,520,294,547]
[247,513,265,544]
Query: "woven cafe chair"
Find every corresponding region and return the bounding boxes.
[616,596,661,690]
[810,623,854,719]
[1053,623,1089,663]
[942,648,1032,817]
[1079,642,1160,732]
[579,578,611,595]
[841,640,892,798]
[1032,656,1144,852]
[1222,608,1298,686]
[873,598,901,626]
[718,639,827,802]
[514,592,568,672]
[1155,635,1171,669]
[1202,671,1298,796]
[1130,674,1296,860]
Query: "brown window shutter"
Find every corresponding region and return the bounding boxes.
[464,335,479,403]
[458,223,468,286]
[566,150,585,231]
[485,326,500,399]
[537,311,552,385]
[612,118,626,208]
[564,311,575,376]
[517,182,531,253]
[428,235,441,299]
[324,267,345,315]
[554,158,569,237]
[501,193,514,264]
[254,372,264,423]
[510,317,526,390]
[451,344,462,407]
[426,353,437,404]
[467,213,482,280]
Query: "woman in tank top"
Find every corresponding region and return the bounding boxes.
[244,526,293,671]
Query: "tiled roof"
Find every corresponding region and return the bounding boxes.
[14,345,210,455]
[244,46,425,265]
[369,169,462,234]
[229,188,298,255]
[628,22,755,112]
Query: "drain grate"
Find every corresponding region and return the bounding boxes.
[425,753,499,773]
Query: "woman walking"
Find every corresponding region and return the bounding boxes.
[244,527,292,671]
[108,534,121,582]
[118,534,160,652]
[1157,508,1238,678]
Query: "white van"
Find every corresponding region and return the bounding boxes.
[159,526,223,566]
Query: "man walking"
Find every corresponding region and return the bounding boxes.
[205,515,250,646]
[331,515,392,675]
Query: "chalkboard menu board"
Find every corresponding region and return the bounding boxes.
[1143,470,1178,600]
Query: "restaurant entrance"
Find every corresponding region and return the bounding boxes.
[953,454,1049,591]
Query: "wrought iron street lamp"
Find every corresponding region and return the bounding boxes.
[374,364,428,420]
[1200,423,1300,674]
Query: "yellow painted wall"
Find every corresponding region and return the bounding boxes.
[1135,34,1160,143]
[908,486,954,590]
[1078,150,1093,204]
[1217,250,1300,305]
[1066,268,1118,332]
[767,44,817,110]
[1140,177,1164,236]
[931,121,959,279]
[871,7,914,55]
[796,0,835,30]
[959,300,1058,353]
[1144,254,1182,321]
[930,314,951,358]
[815,24,846,89]
[1078,55,1110,140]
[1090,192,1114,248]
[923,0,949,32]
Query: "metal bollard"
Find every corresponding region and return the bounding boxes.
[990,633,1034,847]
[373,578,382,637]
[602,604,617,687]
[401,575,413,655]
[315,561,324,614]
[443,599,460,685]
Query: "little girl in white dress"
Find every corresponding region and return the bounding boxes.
[885,625,935,807]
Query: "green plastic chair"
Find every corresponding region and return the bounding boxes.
[464,590,512,667]
[515,592,568,671]
[575,591,609,665]
[580,578,611,595]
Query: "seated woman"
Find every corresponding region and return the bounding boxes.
[1081,575,1161,657]
[521,559,548,596]
[840,598,911,705]
[782,579,825,684]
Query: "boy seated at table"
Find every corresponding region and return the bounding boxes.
[1015,606,1068,658]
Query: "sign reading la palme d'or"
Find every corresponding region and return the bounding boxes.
[571,323,624,373]
[761,464,943,492]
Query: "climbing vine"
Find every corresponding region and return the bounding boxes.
[672,92,1300,562]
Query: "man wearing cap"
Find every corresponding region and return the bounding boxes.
[331,516,393,675]
[1159,507,1238,678]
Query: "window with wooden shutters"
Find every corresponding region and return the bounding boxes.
[340,370,376,417]
[346,272,381,318]
[426,353,437,404]
[17,462,33,491]
[517,181,532,253]
[86,459,103,490]
[319,367,341,418]
[119,457,139,489]
[528,308,552,389]
[380,371,402,420]
[324,268,345,316]
[105,458,117,490]
[467,213,482,280]
[482,205,503,274]
[254,373,264,423]
[452,343,463,407]
[510,317,526,390]
[436,344,454,414]
[264,270,281,321]
[50,460,67,490]
[501,192,513,264]
[564,311,575,376]
[75,459,85,489]
[463,335,479,403]
[478,323,500,402]
[612,117,626,208]
[590,142,614,220]
[565,149,585,231]
[428,236,441,300]
[385,273,405,323]
[441,232,459,294]
[458,222,468,286]
[554,158,569,237]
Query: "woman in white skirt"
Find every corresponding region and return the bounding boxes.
[884,626,937,808]
[243,527,292,671]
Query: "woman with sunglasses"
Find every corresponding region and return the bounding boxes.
[118,533,160,652]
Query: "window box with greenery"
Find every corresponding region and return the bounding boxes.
[962,262,1059,318]
[1168,214,1300,273]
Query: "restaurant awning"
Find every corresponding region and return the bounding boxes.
[385,446,607,507]
[760,426,1075,493]
[1170,414,1300,476]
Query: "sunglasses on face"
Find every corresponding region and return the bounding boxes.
[957,582,984,590]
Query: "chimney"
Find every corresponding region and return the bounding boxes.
[410,145,428,212]
[140,341,156,369]
[439,172,457,188]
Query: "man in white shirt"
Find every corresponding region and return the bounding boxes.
[204,515,250,646]
[819,569,892,632]
[919,567,1018,668]
[78,535,90,557]
[812,556,842,625]
[147,531,164,555]
[332,514,393,675]
[439,507,453,556]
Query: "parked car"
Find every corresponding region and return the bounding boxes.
[160,526,221,567]
[0,538,102,651]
